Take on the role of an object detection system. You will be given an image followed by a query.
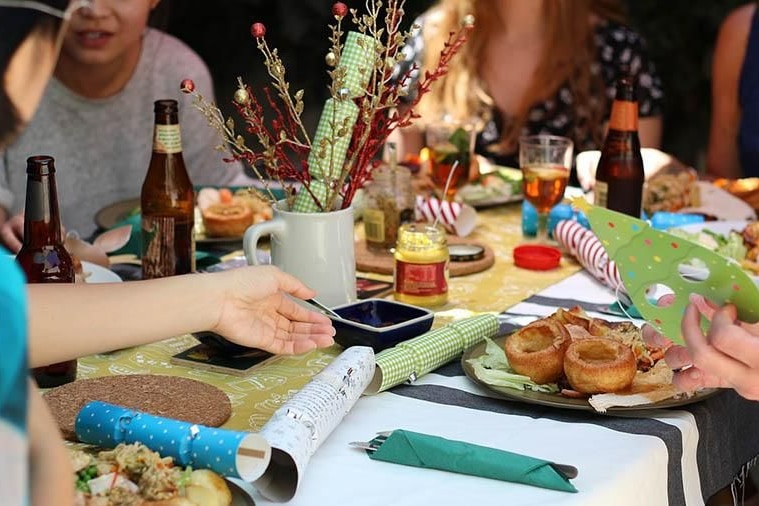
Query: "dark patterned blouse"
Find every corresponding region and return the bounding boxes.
[399,18,665,168]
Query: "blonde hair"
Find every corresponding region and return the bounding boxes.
[416,0,627,153]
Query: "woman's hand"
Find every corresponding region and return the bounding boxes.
[209,265,336,355]
[0,213,24,253]
[677,295,759,400]
[643,293,759,399]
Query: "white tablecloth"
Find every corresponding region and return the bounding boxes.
[244,271,759,506]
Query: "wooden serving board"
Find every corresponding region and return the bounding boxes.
[355,235,495,277]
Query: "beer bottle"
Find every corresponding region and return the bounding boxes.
[141,99,195,278]
[594,74,645,218]
[15,155,77,388]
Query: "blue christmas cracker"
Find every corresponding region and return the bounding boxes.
[75,401,270,481]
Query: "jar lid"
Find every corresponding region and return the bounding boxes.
[513,244,561,270]
[449,243,485,262]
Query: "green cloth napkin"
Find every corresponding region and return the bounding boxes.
[366,314,499,394]
[368,430,577,493]
[608,300,642,319]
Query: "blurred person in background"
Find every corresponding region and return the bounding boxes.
[0,0,247,252]
[707,2,759,179]
[392,0,664,185]
[0,2,334,504]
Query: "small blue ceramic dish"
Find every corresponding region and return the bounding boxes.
[329,299,434,352]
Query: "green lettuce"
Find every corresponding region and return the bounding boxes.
[467,337,558,393]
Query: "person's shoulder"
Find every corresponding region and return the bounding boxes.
[716,2,755,53]
[720,2,756,36]
[143,28,210,74]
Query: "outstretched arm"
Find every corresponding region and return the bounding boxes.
[29,380,74,506]
[27,265,335,367]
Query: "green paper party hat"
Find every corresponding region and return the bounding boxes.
[572,197,759,344]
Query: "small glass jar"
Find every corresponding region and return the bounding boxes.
[393,223,449,307]
[363,164,414,252]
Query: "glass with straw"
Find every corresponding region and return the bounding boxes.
[426,119,475,201]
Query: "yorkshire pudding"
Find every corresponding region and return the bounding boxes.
[563,338,636,394]
[202,202,254,237]
[551,306,592,331]
[504,318,570,384]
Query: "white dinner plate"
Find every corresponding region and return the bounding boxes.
[82,261,122,283]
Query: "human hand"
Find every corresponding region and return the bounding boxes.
[677,295,759,400]
[643,293,759,399]
[0,213,24,253]
[209,265,335,355]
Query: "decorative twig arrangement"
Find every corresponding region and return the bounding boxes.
[183,1,473,212]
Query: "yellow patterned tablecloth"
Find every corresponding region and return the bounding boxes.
[78,203,581,431]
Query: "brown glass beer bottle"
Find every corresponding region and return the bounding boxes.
[141,99,195,278]
[594,74,645,218]
[15,155,77,388]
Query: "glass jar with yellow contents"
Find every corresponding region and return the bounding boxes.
[393,223,449,307]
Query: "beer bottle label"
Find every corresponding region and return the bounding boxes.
[153,124,183,154]
[595,181,609,208]
[607,101,639,132]
[141,215,195,278]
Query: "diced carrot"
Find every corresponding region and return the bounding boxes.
[219,188,233,203]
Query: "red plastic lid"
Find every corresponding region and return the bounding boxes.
[513,244,562,271]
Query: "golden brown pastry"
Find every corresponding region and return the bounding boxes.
[201,202,254,237]
[563,338,637,394]
[504,318,571,384]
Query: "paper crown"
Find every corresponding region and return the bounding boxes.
[573,198,759,343]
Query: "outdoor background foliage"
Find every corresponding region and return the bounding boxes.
[166,0,748,170]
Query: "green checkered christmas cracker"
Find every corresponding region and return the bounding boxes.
[366,313,499,394]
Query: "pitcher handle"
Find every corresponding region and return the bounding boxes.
[243,218,285,265]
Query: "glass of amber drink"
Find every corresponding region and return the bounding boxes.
[425,120,475,201]
[519,135,574,243]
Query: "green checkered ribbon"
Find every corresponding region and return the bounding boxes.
[307,97,359,180]
[291,180,330,213]
[338,31,377,98]
[365,314,499,394]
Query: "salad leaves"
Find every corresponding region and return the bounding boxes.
[467,337,558,393]
[668,227,747,262]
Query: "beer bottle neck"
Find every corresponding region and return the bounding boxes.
[23,172,63,247]
[607,98,639,133]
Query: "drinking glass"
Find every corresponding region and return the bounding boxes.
[425,120,475,201]
[519,135,574,243]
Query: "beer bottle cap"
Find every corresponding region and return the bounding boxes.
[513,244,561,270]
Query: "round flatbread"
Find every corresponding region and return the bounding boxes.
[44,374,231,441]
